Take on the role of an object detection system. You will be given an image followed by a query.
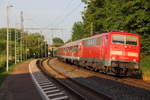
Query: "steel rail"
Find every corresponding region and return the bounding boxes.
[38,59,115,100]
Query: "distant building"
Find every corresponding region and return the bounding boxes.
[48,45,61,57]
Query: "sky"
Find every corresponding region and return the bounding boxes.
[0,0,85,43]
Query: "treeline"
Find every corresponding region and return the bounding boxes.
[71,0,150,55]
[52,37,64,46]
[0,28,48,70]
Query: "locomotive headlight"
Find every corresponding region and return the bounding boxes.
[133,59,136,62]
[112,57,116,60]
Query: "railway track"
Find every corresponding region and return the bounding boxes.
[38,59,114,100]
[76,63,150,90]
[73,64,150,90]
[46,58,150,100]
[56,58,150,90]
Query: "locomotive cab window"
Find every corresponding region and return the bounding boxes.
[112,35,124,44]
[112,34,138,45]
[126,36,137,45]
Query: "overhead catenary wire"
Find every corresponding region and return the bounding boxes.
[52,2,82,38]
[59,4,83,28]
[55,7,83,41]
[46,0,75,28]
[54,3,82,27]
[52,2,83,42]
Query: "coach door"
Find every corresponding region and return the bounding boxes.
[103,35,108,60]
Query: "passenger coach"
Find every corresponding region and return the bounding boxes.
[56,32,141,77]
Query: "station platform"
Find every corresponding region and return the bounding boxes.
[0,60,42,100]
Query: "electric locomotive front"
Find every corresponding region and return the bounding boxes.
[109,32,141,76]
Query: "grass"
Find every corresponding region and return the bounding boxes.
[140,56,150,80]
[0,71,8,87]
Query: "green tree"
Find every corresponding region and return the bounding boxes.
[71,0,150,55]
[52,37,64,46]
[0,28,48,70]
[72,22,87,41]
[26,33,47,58]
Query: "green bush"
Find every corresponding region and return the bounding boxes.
[140,56,150,78]
[0,61,22,87]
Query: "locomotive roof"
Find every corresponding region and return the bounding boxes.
[59,32,139,48]
[59,33,107,48]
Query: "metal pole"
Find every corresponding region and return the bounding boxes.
[20,11,24,61]
[40,31,43,58]
[41,41,42,58]
[45,41,46,57]
[15,23,19,62]
[6,5,9,72]
[6,5,13,72]
[15,28,17,64]
[45,41,47,57]
[38,38,40,58]
[25,35,27,59]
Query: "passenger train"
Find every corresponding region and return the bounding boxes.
[55,32,142,77]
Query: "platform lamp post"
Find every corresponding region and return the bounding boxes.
[6,4,13,72]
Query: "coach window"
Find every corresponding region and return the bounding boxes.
[91,39,93,45]
[65,48,67,52]
[83,40,86,46]
[86,40,88,46]
[76,46,78,52]
[72,46,75,52]
[91,39,93,46]
[84,40,87,46]
[87,40,90,46]
[90,39,92,45]
[85,40,88,46]
[96,38,100,45]
[66,48,67,52]
[88,40,90,46]
[70,47,72,52]
[94,38,96,45]
[98,37,102,45]
[67,47,69,52]
[73,46,78,52]
[89,39,91,46]
[92,39,94,45]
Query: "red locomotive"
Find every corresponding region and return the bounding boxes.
[56,32,141,77]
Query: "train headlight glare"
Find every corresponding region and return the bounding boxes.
[112,57,116,60]
[133,59,136,62]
